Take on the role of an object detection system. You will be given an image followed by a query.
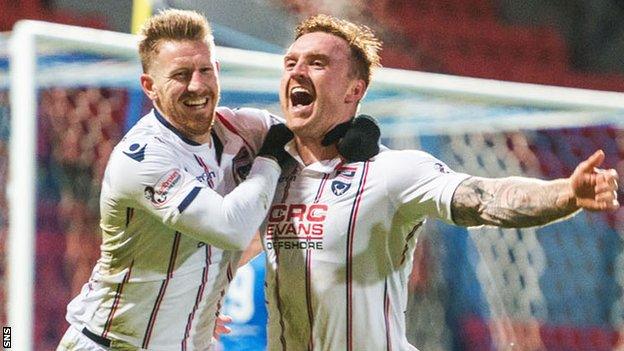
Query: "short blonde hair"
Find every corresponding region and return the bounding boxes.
[138,9,214,72]
[295,14,382,86]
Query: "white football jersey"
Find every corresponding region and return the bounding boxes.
[262,147,470,351]
[64,106,278,350]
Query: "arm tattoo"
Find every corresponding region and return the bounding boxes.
[451,176,580,228]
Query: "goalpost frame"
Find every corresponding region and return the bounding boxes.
[7,19,624,351]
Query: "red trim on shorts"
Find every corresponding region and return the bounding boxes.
[142,231,181,348]
[102,260,134,338]
[345,161,370,351]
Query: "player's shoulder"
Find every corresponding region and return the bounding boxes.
[214,106,283,152]
[112,113,175,163]
[216,106,282,131]
[374,148,439,164]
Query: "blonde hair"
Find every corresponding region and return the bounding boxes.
[138,9,214,72]
[295,14,382,85]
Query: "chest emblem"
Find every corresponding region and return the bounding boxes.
[331,180,351,196]
[331,166,358,196]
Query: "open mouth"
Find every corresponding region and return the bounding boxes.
[290,86,315,107]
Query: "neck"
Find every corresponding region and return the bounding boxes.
[294,135,339,166]
[154,106,212,145]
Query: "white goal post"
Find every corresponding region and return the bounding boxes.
[7,20,624,350]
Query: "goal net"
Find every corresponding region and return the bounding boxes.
[2,20,624,351]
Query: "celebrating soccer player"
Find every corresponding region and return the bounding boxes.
[258,14,620,351]
[56,9,378,350]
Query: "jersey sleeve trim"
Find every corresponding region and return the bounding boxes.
[177,187,202,213]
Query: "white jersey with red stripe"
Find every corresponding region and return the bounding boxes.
[261,146,470,351]
[62,106,277,350]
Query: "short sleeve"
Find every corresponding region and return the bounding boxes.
[104,137,204,218]
[382,150,470,223]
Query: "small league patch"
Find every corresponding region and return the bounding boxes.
[144,169,182,207]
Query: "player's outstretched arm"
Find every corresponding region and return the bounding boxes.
[451,150,620,228]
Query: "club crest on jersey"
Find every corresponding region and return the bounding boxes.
[144,168,182,207]
[232,147,252,183]
[123,143,147,162]
[265,203,327,250]
[331,180,351,196]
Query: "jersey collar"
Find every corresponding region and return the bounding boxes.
[153,108,202,147]
[284,140,344,173]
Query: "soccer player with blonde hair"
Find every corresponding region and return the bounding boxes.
[57,9,378,350]
[55,8,293,350]
[259,14,620,350]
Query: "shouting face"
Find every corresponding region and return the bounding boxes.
[141,39,220,142]
[280,32,365,141]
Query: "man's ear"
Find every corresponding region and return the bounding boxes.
[140,73,157,101]
[345,79,366,104]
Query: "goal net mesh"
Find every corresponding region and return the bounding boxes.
[1,23,624,350]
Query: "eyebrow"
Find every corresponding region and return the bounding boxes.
[284,53,330,62]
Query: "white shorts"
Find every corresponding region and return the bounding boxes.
[56,326,109,351]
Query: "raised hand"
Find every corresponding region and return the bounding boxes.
[570,150,620,211]
[257,124,294,167]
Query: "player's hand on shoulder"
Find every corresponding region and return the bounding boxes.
[322,114,381,162]
[570,149,620,211]
[257,123,294,168]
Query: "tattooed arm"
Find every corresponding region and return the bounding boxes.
[451,150,620,228]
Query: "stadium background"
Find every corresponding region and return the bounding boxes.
[1,0,624,350]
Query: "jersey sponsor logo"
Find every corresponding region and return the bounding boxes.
[144,169,182,207]
[232,147,253,183]
[123,143,147,162]
[265,203,327,250]
[331,180,351,196]
[196,170,217,186]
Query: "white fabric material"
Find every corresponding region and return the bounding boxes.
[57,326,109,351]
[63,107,277,350]
[262,148,470,351]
